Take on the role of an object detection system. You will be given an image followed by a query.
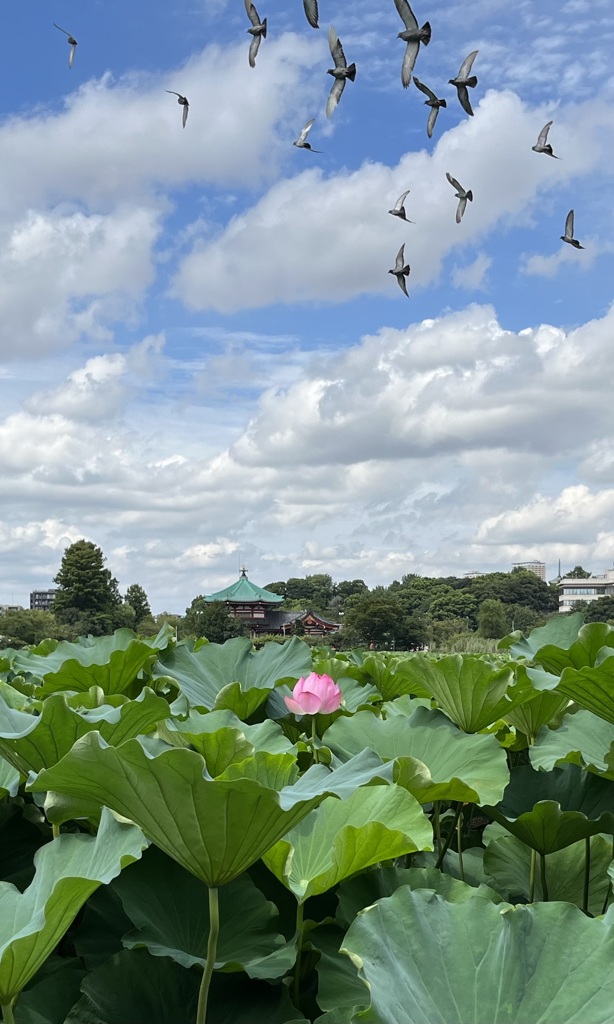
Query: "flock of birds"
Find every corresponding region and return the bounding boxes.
[52,0,585,301]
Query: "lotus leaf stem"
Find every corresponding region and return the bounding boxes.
[293,901,305,1008]
[583,837,591,915]
[1,1001,16,1024]
[539,853,549,901]
[311,716,319,765]
[529,849,536,903]
[196,886,220,1024]
[435,802,463,870]
[433,801,442,860]
[52,823,61,840]
[456,812,464,882]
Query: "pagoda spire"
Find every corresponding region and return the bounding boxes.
[240,565,248,578]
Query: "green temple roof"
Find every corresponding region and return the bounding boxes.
[204,568,284,604]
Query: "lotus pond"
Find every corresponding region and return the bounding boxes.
[1,611,614,1023]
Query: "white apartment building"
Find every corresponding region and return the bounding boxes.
[559,569,614,612]
[512,561,547,580]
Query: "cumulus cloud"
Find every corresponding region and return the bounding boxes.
[172,90,614,311]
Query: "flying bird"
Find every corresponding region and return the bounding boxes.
[532,121,560,158]
[166,91,190,128]
[245,0,267,68]
[53,24,77,68]
[394,1,431,88]
[293,118,322,152]
[389,244,411,296]
[446,172,473,223]
[413,77,446,137]
[388,190,413,222]
[326,26,356,118]
[449,50,478,116]
[303,0,319,28]
[560,209,584,249]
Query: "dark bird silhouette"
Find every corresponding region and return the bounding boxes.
[560,209,584,248]
[449,50,478,116]
[446,172,473,223]
[326,26,356,118]
[245,0,267,68]
[166,91,189,128]
[394,1,431,88]
[293,118,322,152]
[53,24,77,68]
[389,244,411,296]
[413,77,446,137]
[532,121,560,158]
[388,190,413,222]
[303,0,319,29]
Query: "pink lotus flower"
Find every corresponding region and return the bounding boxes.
[284,673,343,715]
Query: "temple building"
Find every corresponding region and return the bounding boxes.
[204,568,340,637]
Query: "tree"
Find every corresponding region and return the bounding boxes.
[53,540,122,636]
[566,565,592,579]
[183,598,247,642]
[343,594,408,648]
[427,586,477,626]
[0,610,68,646]
[584,597,614,622]
[478,599,508,639]
[263,582,287,597]
[124,584,151,625]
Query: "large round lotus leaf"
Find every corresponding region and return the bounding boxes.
[12,630,162,697]
[114,845,288,978]
[499,613,583,660]
[323,706,508,805]
[14,958,85,1024]
[0,808,146,1004]
[556,657,614,724]
[0,688,170,776]
[390,654,530,732]
[311,923,367,1013]
[161,708,295,759]
[484,832,612,913]
[153,636,312,718]
[531,709,614,778]
[31,735,393,887]
[336,865,503,929]
[504,689,569,743]
[262,785,432,903]
[530,623,614,675]
[484,763,614,853]
[0,756,19,799]
[342,888,614,1023]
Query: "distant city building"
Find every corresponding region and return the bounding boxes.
[30,589,59,612]
[559,569,614,612]
[463,571,487,579]
[0,604,24,614]
[512,561,546,580]
[204,568,340,636]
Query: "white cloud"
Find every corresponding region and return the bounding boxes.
[452,252,492,290]
[173,90,614,311]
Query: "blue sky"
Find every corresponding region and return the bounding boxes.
[0,0,613,612]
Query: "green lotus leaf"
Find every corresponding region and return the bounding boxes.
[531,709,614,778]
[14,958,85,1024]
[0,807,146,1005]
[113,845,287,977]
[499,612,583,659]
[484,831,612,912]
[263,785,432,903]
[388,654,532,732]
[311,923,367,1013]
[324,707,508,805]
[336,865,502,929]
[72,886,133,969]
[30,736,392,887]
[413,847,489,888]
[153,636,312,718]
[0,683,36,712]
[71,951,308,1024]
[12,630,161,697]
[343,888,614,1024]
[0,688,170,776]
[532,622,614,675]
[160,709,295,772]
[504,688,569,743]
[357,655,432,702]
[484,764,614,853]
[556,657,614,724]
[0,756,19,799]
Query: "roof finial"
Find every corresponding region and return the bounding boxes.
[240,565,248,578]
